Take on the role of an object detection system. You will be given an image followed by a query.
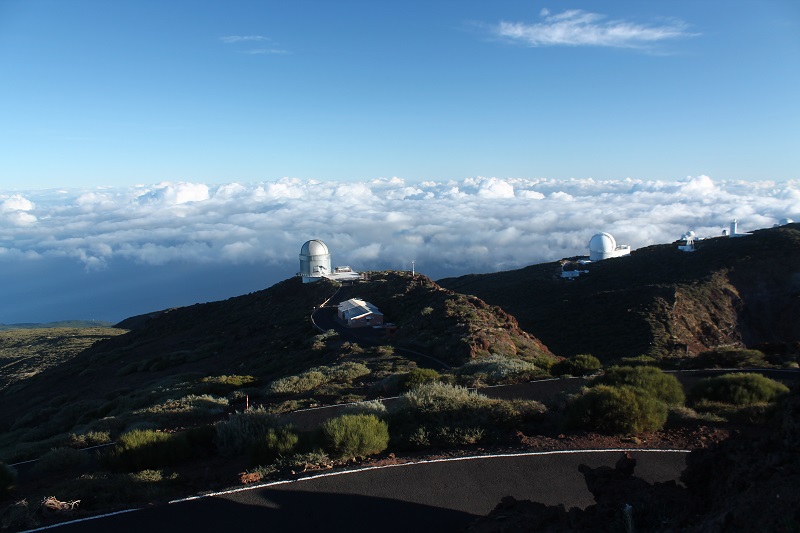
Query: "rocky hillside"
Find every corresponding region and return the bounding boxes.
[334,271,555,366]
[0,272,556,435]
[440,224,800,362]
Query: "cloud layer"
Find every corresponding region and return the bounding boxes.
[2,176,798,322]
[495,9,694,49]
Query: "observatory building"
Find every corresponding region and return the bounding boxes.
[299,239,331,283]
[588,232,631,261]
[299,239,361,283]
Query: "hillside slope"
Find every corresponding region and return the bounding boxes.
[0,273,556,454]
[440,224,800,362]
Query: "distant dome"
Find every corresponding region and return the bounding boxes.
[589,232,616,254]
[301,239,329,257]
[588,232,630,261]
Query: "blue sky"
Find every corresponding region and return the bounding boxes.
[1,0,798,189]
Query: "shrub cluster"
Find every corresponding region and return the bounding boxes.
[215,408,279,457]
[402,368,440,390]
[593,366,685,405]
[566,385,668,434]
[390,382,546,449]
[691,348,768,369]
[321,414,389,459]
[102,426,214,471]
[565,366,685,435]
[252,426,300,464]
[551,354,602,377]
[690,373,789,406]
[198,375,259,395]
[266,362,370,396]
[457,355,544,385]
[32,447,89,475]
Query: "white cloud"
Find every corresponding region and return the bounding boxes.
[220,35,269,44]
[2,176,798,321]
[494,9,694,49]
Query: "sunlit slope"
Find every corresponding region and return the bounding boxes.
[440,224,800,362]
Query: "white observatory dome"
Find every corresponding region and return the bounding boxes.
[588,232,630,261]
[299,239,332,283]
[589,232,616,253]
[301,239,329,257]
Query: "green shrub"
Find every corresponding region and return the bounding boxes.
[199,375,259,394]
[398,382,490,413]
[266,362,370,396]
[215,408,278,457]
[0,462,16,497]
[551,354,602,376]
[33,447,89,475]
[690,373,789,406]
[69,431,111,448]
[321,414,389,459]
[275,450,333,471]
[343,399,388,417]
[566,385,668,435]
[252,426,299,464]
[616,355,658,367]
[102,426,212,471]
[593,366,685,405]
[403,368,440,390]
[389,383,545,449]
[692,348,768,369]
[458,355,543,385]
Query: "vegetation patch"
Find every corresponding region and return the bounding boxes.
[457,355,545,385]
[565,385,669,435]
[593,366,685,406]
[0,462,15,498]
[551,354,602,377]
[389,382,546,449]
[689,348,769,369]
[321,414,389,459]
[102,426,214,471]
[690,373,789,406]
[265,362,370,396]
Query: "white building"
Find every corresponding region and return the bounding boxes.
[724,219,750,238]
[588,232,631,261]
[337,298,384,328]
[299,239,362,283]
[299,239,332,283]
[678,231,696,252]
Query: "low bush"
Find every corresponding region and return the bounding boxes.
[321,414,389,459]
[199,375,259,394]
[457,355,543,385]
[343,399,388,417]
[215,408,278,457]
[266,362,371,396]
[692,348,768,369]
[593,366,685,406]
[68,431,111,448]
[403,368,440,390]
[102,426,213,471]
[0,462,16,497]
[33,447,89,475]
[565,385,668,435]
[390,383,546,449]
[615,355,658,367]
[690,373,789,406]
[252,426,299,464]
[551,354,602,376]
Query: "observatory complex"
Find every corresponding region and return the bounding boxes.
[588,232,631,261]
[299,239,361,283]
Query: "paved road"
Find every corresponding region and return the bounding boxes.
[43,451,688,533]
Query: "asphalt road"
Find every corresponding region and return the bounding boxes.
[44,450,688,533]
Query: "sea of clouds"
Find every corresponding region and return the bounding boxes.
[1,175,798,323]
